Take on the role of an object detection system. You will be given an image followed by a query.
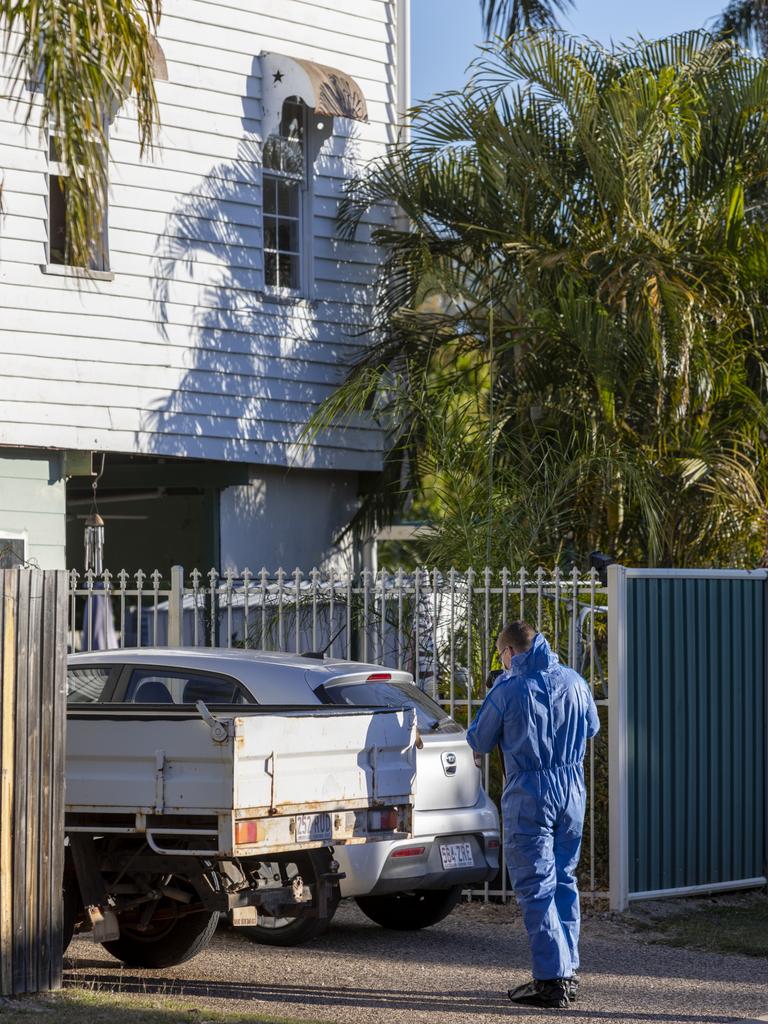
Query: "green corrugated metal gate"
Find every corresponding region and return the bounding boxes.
[608,568,767,910]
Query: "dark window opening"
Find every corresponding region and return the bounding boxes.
[48,175,68,265]
[48,132,108,270]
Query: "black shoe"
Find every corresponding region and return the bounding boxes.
[565,974,580,1002]
[508,978,570,1009]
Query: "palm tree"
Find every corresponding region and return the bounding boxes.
[481,0,572,36]
[717,0,768,51]
[322,32,768,567]
[1,0,162,266]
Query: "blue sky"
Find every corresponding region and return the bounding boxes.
[412,0,728,103]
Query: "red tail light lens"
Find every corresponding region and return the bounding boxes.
[368,808,399,831]
[235,819,260,845]
[487,837,500,850]
[391,846,426,858]
[366,673,392,681]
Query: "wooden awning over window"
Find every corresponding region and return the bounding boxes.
[261,52,368,136]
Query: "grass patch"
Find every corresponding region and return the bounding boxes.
[628,891,768,958]
[0,987,326,1024]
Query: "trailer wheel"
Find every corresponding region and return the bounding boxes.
[102,892,218,968]
[355,886,463,930]
[241,850,340,947]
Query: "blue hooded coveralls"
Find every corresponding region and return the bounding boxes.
[467,633,600,980]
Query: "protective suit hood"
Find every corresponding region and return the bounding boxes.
[508,632,559,677]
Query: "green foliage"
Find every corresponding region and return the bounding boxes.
[2,0,162,267]
[326,31,768,569]
[717,1,768,54]
[481,0,573,37]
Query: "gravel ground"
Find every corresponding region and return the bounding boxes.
[64,900,768,1024]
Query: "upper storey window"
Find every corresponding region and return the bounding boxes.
[262,98,307,293]
[47,132,108,271]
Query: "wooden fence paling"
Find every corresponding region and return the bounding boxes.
[0,569,67,995]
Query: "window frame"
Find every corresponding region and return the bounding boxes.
[262,98,312,298]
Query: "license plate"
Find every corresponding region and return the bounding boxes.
[439,841,474,870]
[295,812,332,844]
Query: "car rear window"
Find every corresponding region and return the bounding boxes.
[319,679,462,734]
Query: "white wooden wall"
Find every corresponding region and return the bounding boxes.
[0,0,402,472]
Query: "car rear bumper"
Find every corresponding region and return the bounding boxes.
[337,794,500,898]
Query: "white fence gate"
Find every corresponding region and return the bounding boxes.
[68,565,609,899]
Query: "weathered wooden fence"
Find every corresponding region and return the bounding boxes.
[0,569,68,994]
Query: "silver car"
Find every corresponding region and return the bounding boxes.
[67,648,500,945]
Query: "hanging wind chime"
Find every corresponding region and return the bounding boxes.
[84,454,106,574]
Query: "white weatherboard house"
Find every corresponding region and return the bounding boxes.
[0,1,409,574]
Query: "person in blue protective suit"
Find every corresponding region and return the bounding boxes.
[467,620,600,1010]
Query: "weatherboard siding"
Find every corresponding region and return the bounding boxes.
[0,0,401,471]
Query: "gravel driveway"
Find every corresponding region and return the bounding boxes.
[64,900,768,1024]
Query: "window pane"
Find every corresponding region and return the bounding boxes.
[0,538,25,569]
[277,219,299,253]
[124,668,250,704]
[263,176,276,214]
[265,250,277,287]
[49,135,64,163]
[67,666,112,704]
[49,175,68,265]
[281,100,305,145]
[321,680,462,734]
[263,216,277,250]
[264,136,302,175]
[263,136,281,172]
[279,253,300,290]
[277,180,299,217]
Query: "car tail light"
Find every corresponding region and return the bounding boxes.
[487,837,500,850]
[391,846,426,858]
[235,819,260,845]
[366,672,392,681]
[368,807,399,831]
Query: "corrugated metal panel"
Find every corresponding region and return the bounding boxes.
[626,576,765,895]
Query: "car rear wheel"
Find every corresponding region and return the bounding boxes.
[355,886,463,930]
[240,850,340,947]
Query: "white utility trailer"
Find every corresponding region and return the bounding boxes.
[64,702,417,966]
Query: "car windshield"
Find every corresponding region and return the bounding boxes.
[319,679,462,734]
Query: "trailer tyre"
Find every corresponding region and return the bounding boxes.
[355,886,463,930]
[102,908,219,968]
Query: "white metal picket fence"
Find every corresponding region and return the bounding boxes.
[68,565,610,899]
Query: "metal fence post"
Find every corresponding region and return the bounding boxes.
[608,563,629,911]
[167,565,184,648]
